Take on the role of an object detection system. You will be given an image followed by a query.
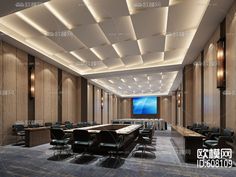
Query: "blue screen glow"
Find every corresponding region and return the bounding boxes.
[132,97,158,115]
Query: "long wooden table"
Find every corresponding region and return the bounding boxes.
[64,124,142,135]
[171,125,205,163]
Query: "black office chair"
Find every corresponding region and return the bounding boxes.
[132,125,156,158]
[45,122,52,127]
[204,128,234,149]
[99,130,124,157]
[12,124,25,144]
[123,121,132,125]
[72,130,96,156]
[112,121,120,124]
[50,128,70,156]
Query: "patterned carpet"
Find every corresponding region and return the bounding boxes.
[0,130,235,177]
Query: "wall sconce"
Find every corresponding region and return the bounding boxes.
[101,96,104,109]
[29,67,35,98]
[177,92,181,107]
[216,39,226,89]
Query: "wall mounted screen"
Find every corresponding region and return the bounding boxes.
[132,97,158,115]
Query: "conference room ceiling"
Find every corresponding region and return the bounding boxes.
[0,0,233,97]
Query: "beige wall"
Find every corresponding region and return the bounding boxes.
[87,83,93,122]
[62,71,77,123]
[94,86,102,124]
[192,56,202,124]
[203,29,221,128]
[226,2,236,143]
[0,42,28,145]
[35,59,58,124]
[160,96,172,123]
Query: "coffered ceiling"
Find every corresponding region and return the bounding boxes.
[0,0,234,97]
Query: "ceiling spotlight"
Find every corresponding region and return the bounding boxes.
[121,78,126,83]
[108,80,114,84]
[138,85,142,88]
[147,76,151,80]
[118,86,122,89]
[149,84,152,87]
[128,86,131,89]
[133,77,137,82]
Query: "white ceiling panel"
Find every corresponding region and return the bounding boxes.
[103,58,124,68]
[142,52,164,64]
[121,55,143,66]
[0,15,42,38]
[49,31,85,51]
[72,23,109,48]
[26,36,65,55]
[73,48,101,62]
[19,5,67,34]
[99,16,136,43]
[83,0,129,22]
[164,48,187,61]
[45,0,96,29]
[167,0,209,32]
[91,45,119,60]
[127,0,170,14]
[54,52,82,65]
[138,35,165,54]
[113,40,140,57]
[165,29,196,51]
[131,7,168,39]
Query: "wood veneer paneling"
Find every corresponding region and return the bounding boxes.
[87,83,93,122]
[2,42,17,144]
[0,41,3,145]
[160,96,172,123]
[94,87,102,124]
[102,92,108,124]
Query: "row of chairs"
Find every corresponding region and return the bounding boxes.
[187,123,234,149]
[50,128,125,158]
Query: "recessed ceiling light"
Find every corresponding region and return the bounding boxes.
[128,85,131,89]
[121,78,125,83]
[108,80,114,84]
[133,77,137,82]
[138,85,141,88]
[147,76,151,81]
[118,86,122,89]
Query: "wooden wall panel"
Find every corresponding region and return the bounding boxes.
[120,98,131,118]
[16,49,28,122]
[62,71,77,123]
[193,56,202,124]
[43,63,52,123]
[102,92,108,124]
[87,83,93,122]
[2,42,17,144]
[203,29,220,128]
[0,41,3,145]
[94,87,101,124]
[160,96,172,123]
[171,94,176,125]
[35,59,44,122]
[226,1,236,161]
[108,94,113,122]
[51,66,58,123]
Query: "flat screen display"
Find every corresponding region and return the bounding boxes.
[132,97,158,115]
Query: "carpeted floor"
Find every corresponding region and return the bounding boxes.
[0,129,235,177]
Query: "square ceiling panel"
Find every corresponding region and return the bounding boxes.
[131,7,168,39]
[18,5,67,35]
[45,0,96,29]
[99,16,136,44]
[103,58,124,68]
[26,36,65,55]
[138,35,165,54]
[142,52,164,64]
[112,40,140,57]
[164,48,187,61]
[72,48,101,62]
[127,0,170,14]
[0,15,42,38]
[49,31,85,51]
[167,0,209,32]
[84,0,129,22]
[72,23,109,48]
[91,45,119,60]
[165,29,196,51]
[121,55,143,66]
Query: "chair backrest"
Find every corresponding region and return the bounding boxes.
[211,127,220,133]
[73,130,91,142]
[45,122,52,127]
[223,128,234,137]
[13,124,25,132]
[123,121,131,124]
[65,123,73,129]
[112,121,119,124]
[99,130,119,144]
[50,128,65,140]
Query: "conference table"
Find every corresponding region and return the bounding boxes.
[64,124,142,146]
